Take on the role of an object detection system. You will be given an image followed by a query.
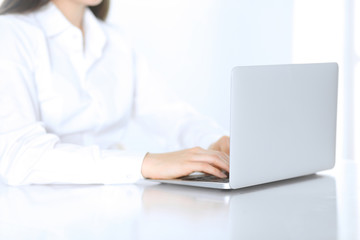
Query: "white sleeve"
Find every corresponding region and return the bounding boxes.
[0,60,146,186]
[132,53,227,150]
[0,19,146,185]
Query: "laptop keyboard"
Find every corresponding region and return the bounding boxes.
[179,174,229,183]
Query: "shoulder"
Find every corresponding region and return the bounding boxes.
[0,13,45,66]
[0,13,44,41]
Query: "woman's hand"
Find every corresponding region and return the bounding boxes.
[141,147,229,180]
[208,136,230,155]
[141,136,230,180]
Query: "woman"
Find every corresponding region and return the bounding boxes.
[0,0,229,185]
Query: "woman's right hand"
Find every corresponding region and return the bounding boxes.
[141,147,229,180]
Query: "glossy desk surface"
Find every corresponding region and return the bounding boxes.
[0,160,358,240]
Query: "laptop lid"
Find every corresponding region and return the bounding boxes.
[229,63,338,189]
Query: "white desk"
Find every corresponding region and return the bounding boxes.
[0,160,358,240]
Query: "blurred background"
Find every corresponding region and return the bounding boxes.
[0,0,354,160]
[108,0,350,159]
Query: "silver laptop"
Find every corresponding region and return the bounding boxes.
[152,63,338,189]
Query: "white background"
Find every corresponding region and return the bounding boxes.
[107,0,294,151]
[107,0,348,157]
[0,0,353,158]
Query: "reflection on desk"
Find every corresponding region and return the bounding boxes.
[0,161,358,240]
[141,175,336,240]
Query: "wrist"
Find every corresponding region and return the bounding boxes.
[141,152,153,179]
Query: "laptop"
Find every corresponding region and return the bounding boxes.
[151,62,338,189]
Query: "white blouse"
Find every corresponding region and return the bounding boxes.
[0,3,225,185]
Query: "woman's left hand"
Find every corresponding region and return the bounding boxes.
[208,136,230,156]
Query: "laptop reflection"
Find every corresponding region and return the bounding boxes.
[140,174,337,240]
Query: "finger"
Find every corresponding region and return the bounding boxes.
[206,150,229,169]
[185,162,228,178]
[209,143,220,152]
[186,147,229,171]
[220,142,230,155]
[194,147,229,164]
[211,150,229,166]
[191,151,230,172]
[218,137,230,154]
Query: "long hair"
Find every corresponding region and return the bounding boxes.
[0,0,110,21]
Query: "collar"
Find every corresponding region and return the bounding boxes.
[34,2,73,37]
[83,7,107,60]
[34,2,107,64]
